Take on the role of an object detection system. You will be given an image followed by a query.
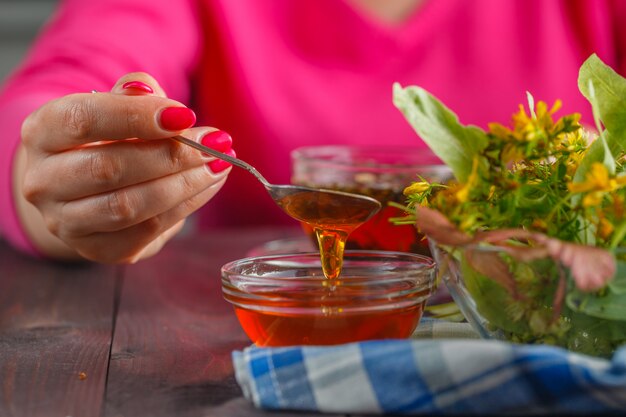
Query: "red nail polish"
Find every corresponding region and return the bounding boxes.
[122,81,154,94]
[201,131,232,153]
[209,149,236,173]
[160,107,196,131]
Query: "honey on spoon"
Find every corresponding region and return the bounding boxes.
[174,135,381,278]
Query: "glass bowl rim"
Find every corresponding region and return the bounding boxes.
[222,249,436,280]
[221,250,436,312]
[290,145,450,170]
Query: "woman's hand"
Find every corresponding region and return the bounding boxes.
[15,73,234,263]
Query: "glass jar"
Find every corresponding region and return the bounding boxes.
[291,145,452,255]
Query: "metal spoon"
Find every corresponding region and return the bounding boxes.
[173,135,382,228]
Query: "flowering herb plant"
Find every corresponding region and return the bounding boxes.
[392,54,626,356]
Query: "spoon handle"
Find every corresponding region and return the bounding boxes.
[173,135,271,187]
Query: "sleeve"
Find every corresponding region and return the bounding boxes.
[0,0,203,254]
[609,0,626,75]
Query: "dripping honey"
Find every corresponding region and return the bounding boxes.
[276,189,379,279]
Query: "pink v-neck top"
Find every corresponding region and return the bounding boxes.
[1,0,626,255]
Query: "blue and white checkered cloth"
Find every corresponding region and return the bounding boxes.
[232,320,626,415]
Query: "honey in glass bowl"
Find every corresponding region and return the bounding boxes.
[290,145,452,256]
[221,251,436,346]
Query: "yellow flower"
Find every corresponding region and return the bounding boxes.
[565,149,584,177]
[582,192,605,207]
[568,162,626,193]
[552,113,582,137]
[598,217,614,240]
[532,218,548,231]
[501,143,524,165]
[511,100,560,134]
[455,187,469,203]
[512,104,533,133]
[612,194,625,219]
[459,214,478,232]
[568,163,626,207]
[488,122,513,139]
[558,125,588,151]
[534,100,561,129]
[403,181,430,196]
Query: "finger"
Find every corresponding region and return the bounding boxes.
[54,163,228,236]
[71,182,225,263]
[127,220,185,263]
[110,72,167,97]
[199,130,236,173]
[26,127,227,202]
[22,93,196,153]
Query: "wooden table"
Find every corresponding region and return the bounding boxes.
[0,227,348,417]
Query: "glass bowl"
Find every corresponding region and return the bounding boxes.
[291,145,452,255]
[431,242,626,358]
[221,251,436,347]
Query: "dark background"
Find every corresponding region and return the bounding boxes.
[0,0,58,83]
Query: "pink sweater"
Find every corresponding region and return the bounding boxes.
[1,0,625,255]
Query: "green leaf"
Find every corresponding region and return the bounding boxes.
[578,54,626,138]
[566,311,626,356]
[566,287,626,321]
[585,80,616,175]
[425,302,465,322]
[460,256,528,334]
[608,259,626,294]
[576,54,626,180]
[610,220,626,249]
[517,189,547,210]
[392,83,489,182]
[573,131,622,183]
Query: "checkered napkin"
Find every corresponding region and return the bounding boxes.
[232,319,626,415]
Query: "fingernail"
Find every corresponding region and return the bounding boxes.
[201,130,232,153]
[122,81,154,94]
[209,149,236,173]
[159,107,196,131]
